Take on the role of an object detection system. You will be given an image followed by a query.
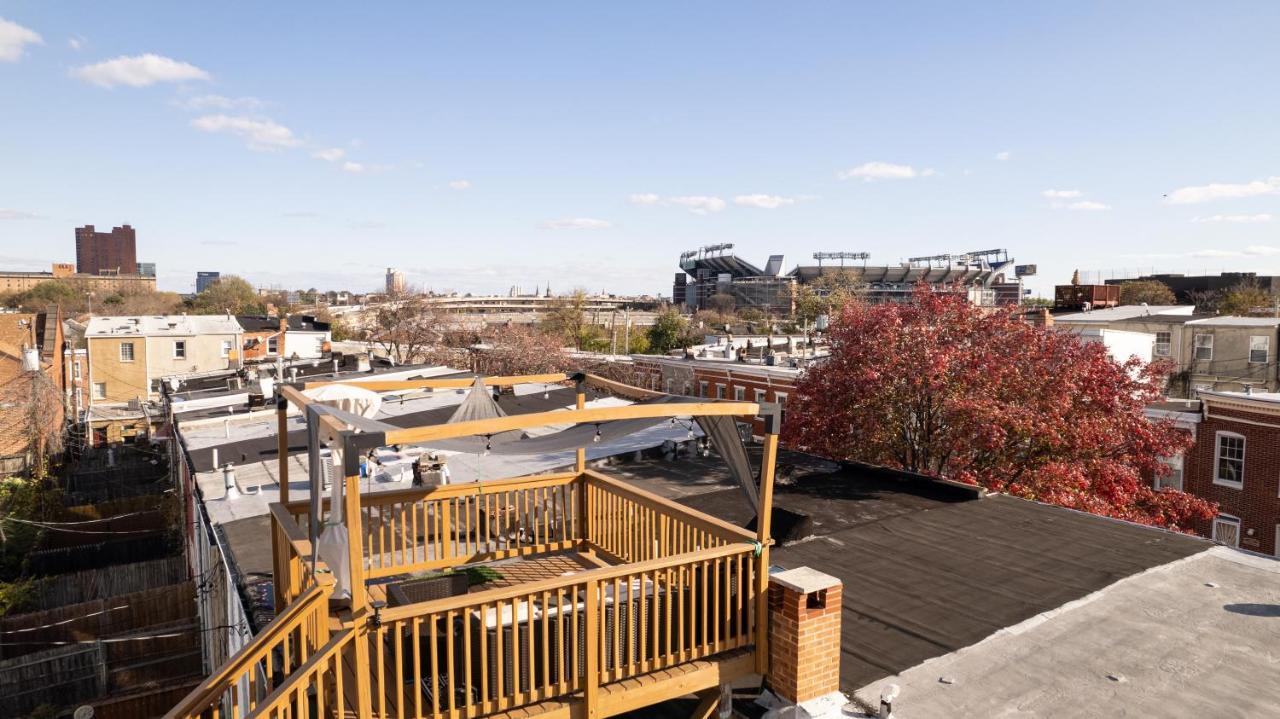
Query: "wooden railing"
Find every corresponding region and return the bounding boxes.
[582,470,757,563]
[239,628,356,719]
[270,503,318,609]
[164,579,334,719]
[369,542,759,719]
[285,472,580,580]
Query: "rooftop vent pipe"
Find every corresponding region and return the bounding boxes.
[223,463,239,500]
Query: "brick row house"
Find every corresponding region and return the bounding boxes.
[0,308,67,475]
[631,354,799,436]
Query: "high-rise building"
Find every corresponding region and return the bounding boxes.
[386,267,406,294]
[75,224,137,275]
[196,271,221,293]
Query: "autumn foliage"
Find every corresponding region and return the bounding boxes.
[784,286,1215,530]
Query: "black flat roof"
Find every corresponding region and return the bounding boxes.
[609,454,1209,692]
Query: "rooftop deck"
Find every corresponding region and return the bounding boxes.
[167,374,779,719]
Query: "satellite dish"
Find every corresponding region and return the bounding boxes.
[74,706,95,719]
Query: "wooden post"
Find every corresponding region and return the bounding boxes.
[276,394,290,504]
[576,386,591,550]
[341,433,373,719]
[575,389,587,473]
[583,577,600,719]
[755,430,779,676]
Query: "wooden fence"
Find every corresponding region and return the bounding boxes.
[0,581,196,661]
[28,555,187,610]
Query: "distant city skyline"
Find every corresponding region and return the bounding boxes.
[3,4,1280,298]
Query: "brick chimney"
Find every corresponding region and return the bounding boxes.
[767,568,844,710]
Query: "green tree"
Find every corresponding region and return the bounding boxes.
[541,290,595,350]
[647,309,695,353]
[1119,280,1177,306]
[1218,280,1273,316]
[192,275,265,315]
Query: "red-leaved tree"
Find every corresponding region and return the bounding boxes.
[784,286,1215,530]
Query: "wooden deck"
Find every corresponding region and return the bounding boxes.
[339,643,755,719]
[367,551,608,607]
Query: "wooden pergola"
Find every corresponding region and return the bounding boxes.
[168,372,780,719]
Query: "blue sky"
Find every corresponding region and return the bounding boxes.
[2,2,1280,297]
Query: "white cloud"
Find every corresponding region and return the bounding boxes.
[1190,249,1243,258]
[312,147,345,162]
[341,161,391,174]
[0,18,42,61]
[1066,200,1110,211]
[734,194,796,209]
[995,151,1010,161]
[68,35,85,51]
[0,208,42,220]
[1041,189,1082,199]
[177,93,262,111]
[540,218,612,230]
[73,53,210,88]
[1245,245,1280,256]
[1165,176,1280,205]
[669,196,726,215]
[191,114,301,151]
[628,193,661,206]
[448,179,472,190]
[1191,213,1272,224]
[838,161,933,181]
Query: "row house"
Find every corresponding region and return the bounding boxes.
[237,314,332,361]
[1054,306,1280,396]
[1149,390,1280,555]
[631,355,799,436]
[85,314,244,405]
[0,308,66,475]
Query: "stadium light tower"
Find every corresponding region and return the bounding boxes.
[813,251,870,267]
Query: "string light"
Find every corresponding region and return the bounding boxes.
[483,434,492,456]
[593,424,602,443]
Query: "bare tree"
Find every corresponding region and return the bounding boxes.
[361,291,447,364]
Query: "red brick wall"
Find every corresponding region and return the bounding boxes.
[1186,404,1280,554]
[630,358,795,436]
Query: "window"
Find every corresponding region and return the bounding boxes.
[119,342,135,362]
[699,381,708,398]
[715,384,726,399]
[754,389,767,403]
[1214,432,1245,488]
[92,382,106,400]
[173,340,186,359]
[1212,514,1241,548]
[665,379,673,394]
[267,336,279,354]
[1154,331,1171,357]
[1193,333,1213,361]
[221,340,233,358]
[734,387,745,401]
[1156,453,1183,492]
[1250,335,1269,364]
[73,361,81,380]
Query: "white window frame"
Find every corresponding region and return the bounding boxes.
[73,361,81,380]
[1249,335,1269,364]
[221,340,233,358]
[715,384,726,399]
[754,389,767,404]
[1193,333,1213,361]
[1213,431,1245,489]
[119,342,135,363]
[734,386,745,401]
[173,340,187,359]
[92,382,106,400]
[267,336,279,355]
[1156,452,1183,492]
[699,380,709,398]
[1153,331,1171,358]
[1212,514,1241,548]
